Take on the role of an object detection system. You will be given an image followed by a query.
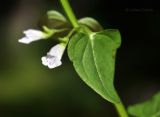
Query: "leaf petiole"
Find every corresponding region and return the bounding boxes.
[114,101,129,117]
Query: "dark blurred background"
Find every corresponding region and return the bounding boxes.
[0,0,159,117]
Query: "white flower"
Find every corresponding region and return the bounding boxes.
[41,44,66,69]
[18,29,46,44]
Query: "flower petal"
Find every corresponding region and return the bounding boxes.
[41,56,48,66]
[48,58,62,69]
[18,29,46,44]
[41,55,62,69]
[18,37,32,44]
[48,44,65,59]
[41,44,66,69]
[23,29,45,39]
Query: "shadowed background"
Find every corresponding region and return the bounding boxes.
[0,0,159,116]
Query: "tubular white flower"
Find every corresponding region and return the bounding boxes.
[41,44,66,69]
[18,29,46,44]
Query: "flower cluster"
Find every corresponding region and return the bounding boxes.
[18,29,66,69]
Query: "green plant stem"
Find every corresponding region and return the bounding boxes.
[60,0,79,28]
[60,0,129,117]
[114,93,129,117]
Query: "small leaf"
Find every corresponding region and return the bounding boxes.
[46,10,71,29]
[128,92,160,117]
[68,29,121,103]
[47,10,66,21]
[78,17,103,32]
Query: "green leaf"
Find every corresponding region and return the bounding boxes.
[97,29,121,48]
[68,29,121,103]
[47,10,66,21]
[128,92,160,117]
[46,10,71,29]
[78,17,103,32]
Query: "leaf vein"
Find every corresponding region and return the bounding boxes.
[90,38,115,102]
